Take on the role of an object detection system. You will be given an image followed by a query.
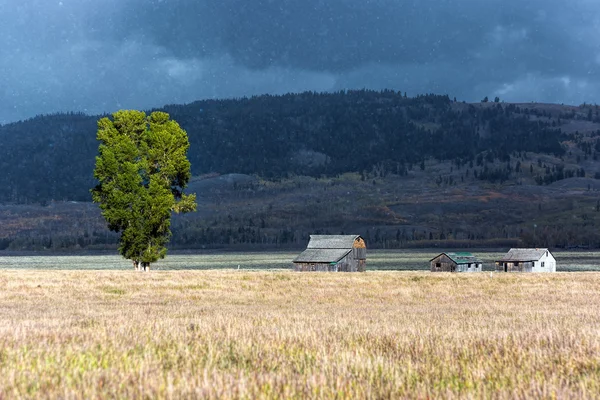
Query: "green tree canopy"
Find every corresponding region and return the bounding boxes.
[91,110,196,271]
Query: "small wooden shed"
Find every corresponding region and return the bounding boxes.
[293,235,366,272]
[495,248,556,272]
[430,252,483,272]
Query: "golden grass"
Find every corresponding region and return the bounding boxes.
[1,270,600,398]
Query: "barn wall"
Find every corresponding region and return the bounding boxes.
[355,237,366,271]
[294,255,365,272]
[531,260,544,273]
[495,261,534,272]
[294,262,338,272]
[338,253,361,272]
[537,251,556,272]
[352,247,367,260]
[357,259,366,272]
[455,263,483,273]
[430,254,457,272]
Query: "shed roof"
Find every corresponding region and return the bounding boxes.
[293,248,352,263]
[306,235,362,249]
[497,248,550,262]
[430,252,482,264]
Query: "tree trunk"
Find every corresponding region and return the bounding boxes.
[132,260,150,271]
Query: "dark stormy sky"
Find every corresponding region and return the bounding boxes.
[1,0,599,123]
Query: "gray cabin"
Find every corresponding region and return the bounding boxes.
[293,235,366,272]
[430,252,483,272]
[495,248,556,272]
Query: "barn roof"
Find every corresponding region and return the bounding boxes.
[293,248,352,263]
[497,248,550,262]
[294,235,363,263]
[430,252,482,264]
[306,235,362,249]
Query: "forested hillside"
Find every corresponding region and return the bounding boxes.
[3,91,600,250]
[1,90,595,204]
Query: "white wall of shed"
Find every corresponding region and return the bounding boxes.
[533,251,556,272]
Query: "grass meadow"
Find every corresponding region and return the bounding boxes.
[1,249,599,271]
[1,252,600,398]
[0,253,295,271]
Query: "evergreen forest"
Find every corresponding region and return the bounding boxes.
[0,90,588,204]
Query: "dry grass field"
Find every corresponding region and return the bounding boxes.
[1,269,600,398]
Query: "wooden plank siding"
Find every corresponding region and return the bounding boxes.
[295,263,340,272]
[495,261,534,273]
[294,252,364,272]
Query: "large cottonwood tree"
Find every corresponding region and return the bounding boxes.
[92,110,196,271]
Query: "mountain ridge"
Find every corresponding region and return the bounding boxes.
[2,90,598,204]
[2,91,600,250]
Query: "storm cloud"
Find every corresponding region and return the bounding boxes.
[1,0,599,123]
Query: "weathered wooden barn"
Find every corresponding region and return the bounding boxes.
[430,252,483,272]
[293,235,366,272]
[495,248,556,272]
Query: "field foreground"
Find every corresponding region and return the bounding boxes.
[1,271,600,398]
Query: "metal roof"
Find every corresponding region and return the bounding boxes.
[306,235,362,249]
[497,248,550,262]
[430,252,482,264]
[293,248,352,263]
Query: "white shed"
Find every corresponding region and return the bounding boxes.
[495,248,556,273]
